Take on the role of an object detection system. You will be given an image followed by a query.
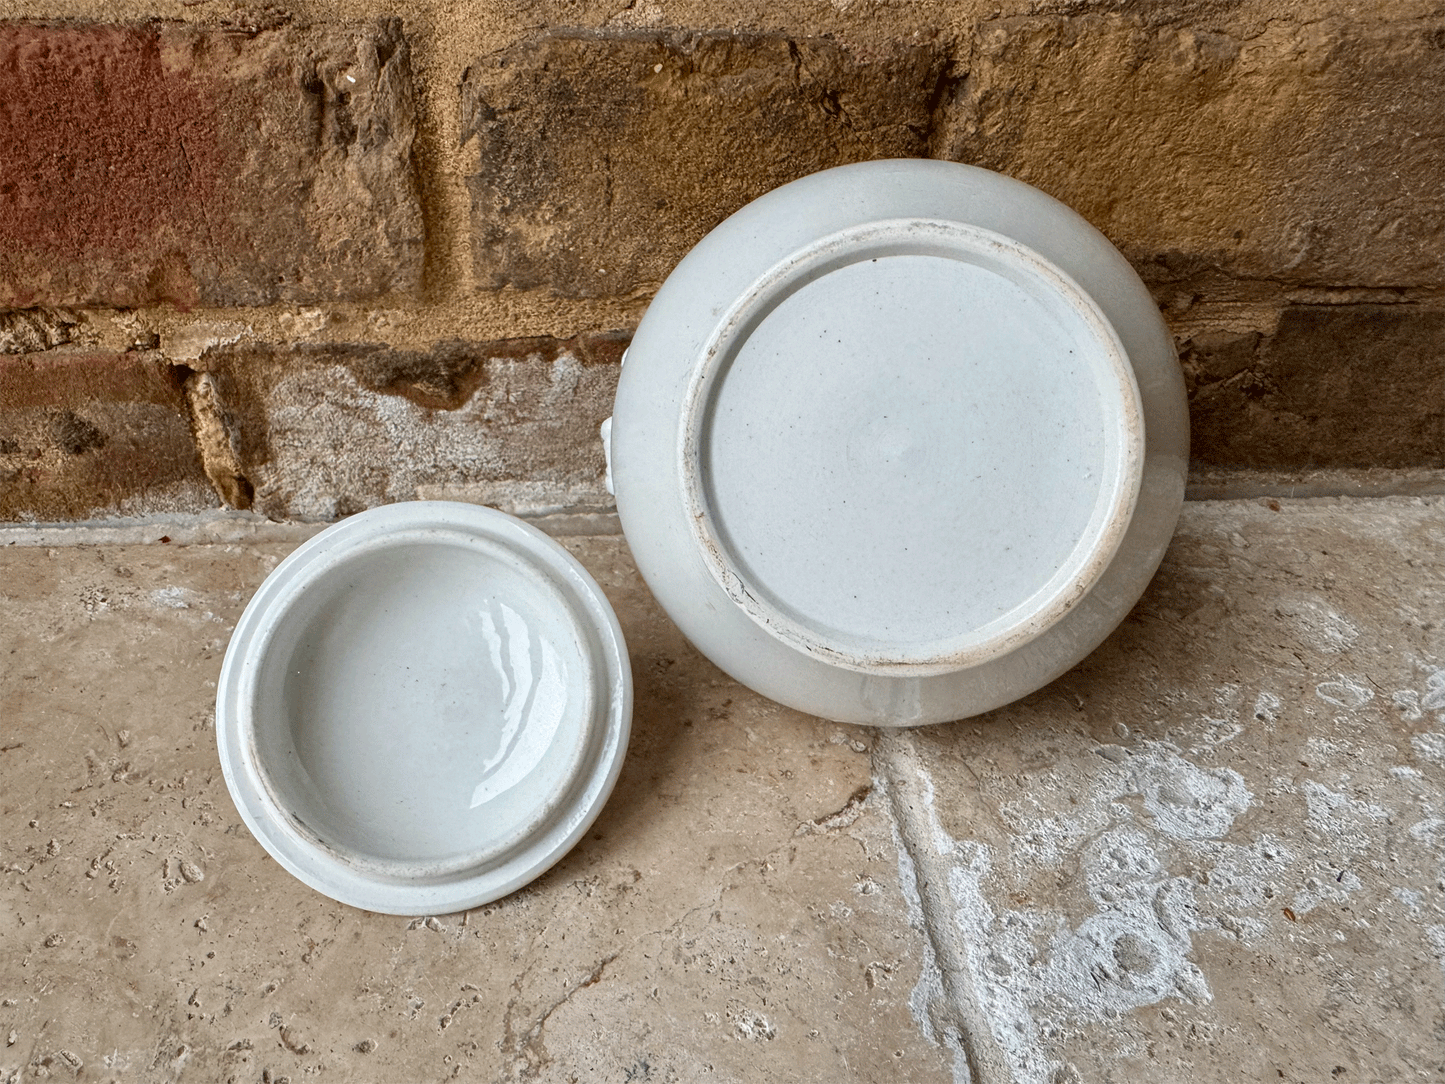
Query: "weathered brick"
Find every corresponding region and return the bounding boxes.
[1186,305,1445,468]
[195,334,628,520]
[0,19,422,308]
[0,350,215,519]
[462,30,946,298]
[940,16,1445,291]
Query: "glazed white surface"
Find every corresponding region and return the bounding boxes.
[217,502,631,913]
[611,160,1187,725]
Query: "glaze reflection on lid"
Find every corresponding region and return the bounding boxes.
[216,502,631,914]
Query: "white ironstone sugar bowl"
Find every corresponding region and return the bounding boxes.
[608,159,1188,726]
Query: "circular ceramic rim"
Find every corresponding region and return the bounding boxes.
[678,218,1145,676]
[215,501,632,915]
[611,159,1189,725]
[238,526,599,882]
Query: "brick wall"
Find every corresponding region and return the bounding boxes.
[1,1,1441,522]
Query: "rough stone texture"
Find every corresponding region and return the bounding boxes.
[0,350,215,519]
[462,29,947,298]
[4,498,1444,1081]
[940,14,1445,292]
[1184,304,1445,469]
[194,333,628,520]
[0,309,80,355]
[881,497,1445,1083]
[182,370,254,512]
[0,532,951,1084]
[0,19,423,308]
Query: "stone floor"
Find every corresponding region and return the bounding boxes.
[1,496,1442,1084]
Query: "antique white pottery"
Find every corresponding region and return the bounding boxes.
[216,501,631,914]
[608,159,1188,726]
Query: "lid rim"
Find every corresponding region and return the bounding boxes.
[215,501,632,914]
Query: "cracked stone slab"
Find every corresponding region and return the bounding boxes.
[461,29,946,298]
[0,533,950,1082]
[876,496,1445,1084]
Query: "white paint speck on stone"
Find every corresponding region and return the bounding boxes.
[1274,596,1360,654]
[1315,675,1375,709]
[1131,745,1253,840]
[1412,732,1445,765]
[1251,690,1282,726]
[149,585,195,609]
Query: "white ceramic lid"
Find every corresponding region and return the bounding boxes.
[611,160,1188,725]
[216,501,631,914]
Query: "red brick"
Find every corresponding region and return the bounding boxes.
[0,19,423,308]
[941,16,1445,292]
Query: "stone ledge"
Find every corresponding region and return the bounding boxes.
[878,495,1445,1082]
